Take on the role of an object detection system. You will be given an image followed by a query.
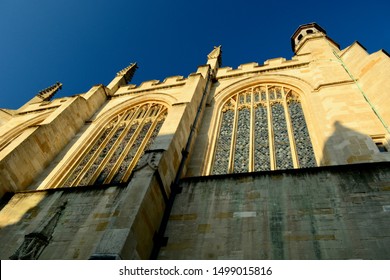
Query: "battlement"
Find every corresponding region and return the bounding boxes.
[114,75,187,96]
[216,57,305,78]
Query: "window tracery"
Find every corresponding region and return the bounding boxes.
[62,102,167,187]
[211,85,316,174]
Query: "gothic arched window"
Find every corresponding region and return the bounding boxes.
[61,102,167,187]
[211,85,316,175]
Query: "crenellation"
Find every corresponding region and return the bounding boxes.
[161,75,185,84]
[126,84,137,89]
[237,62,259,70]
[139,79,160,88]
[114,77,188,97]
[263,57,287,66]
[216,60,310,80]
[216,66,233,76]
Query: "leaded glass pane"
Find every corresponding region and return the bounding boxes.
[115,121,152,181]
[212,109,234,175]
[124,109,136,121]
[254,92,260,102]
[246,93,251,104]
[78,126,125,186]
[233,107,250,173]
[212,85,316,175]
[239,94,245,104]
[254,105,270,171]
[276,88,282,99]
[261,91,266,101]
[288,100,316,168]
[137,108,147,119]
[95,124,137,184]
[269,88,276,100]
[61,103,167,187]
[112,114,165,183]
[63,127,112,187]
[145,117,165,150]
[272,103,293,169]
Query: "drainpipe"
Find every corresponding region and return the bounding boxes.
[150,66,212,259]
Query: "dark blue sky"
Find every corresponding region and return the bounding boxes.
[1,0,389,109]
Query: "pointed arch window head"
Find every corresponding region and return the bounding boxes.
[61,102,167,187]
[211,85,316,175]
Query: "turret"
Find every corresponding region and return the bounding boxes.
[291,23,340,55]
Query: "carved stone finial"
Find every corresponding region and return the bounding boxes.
[207,45,222,66]
[37,82,62,101]
[9,201,67,260]
[116,63,138,84]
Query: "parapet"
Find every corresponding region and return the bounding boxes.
[216,57,305,79]
[114,75,187,96]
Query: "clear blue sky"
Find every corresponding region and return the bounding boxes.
[1,0,389,109]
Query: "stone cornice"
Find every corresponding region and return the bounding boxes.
[17,106,60,115]
[313,79,355,91]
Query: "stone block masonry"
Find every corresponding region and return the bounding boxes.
[158,162,390,259]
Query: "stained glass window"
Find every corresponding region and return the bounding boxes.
[233,107,250,173]
[212,103,235,175]
[62,102,167,187]
[287,95,316,168]
[211,85,316,174]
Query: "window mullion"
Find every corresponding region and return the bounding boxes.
[249,88,254,172]
[283,88,299,168]
[104,106,157,184]
[267,86,276,170]
[121,111,162,183]
[71,112,129,186]
[104,105,162,183]
[228,94,239,173]
[207,109,223,175]
[53,123,102,188]
[88,105,153,185]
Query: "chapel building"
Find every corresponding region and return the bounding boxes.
[0,23,390,259]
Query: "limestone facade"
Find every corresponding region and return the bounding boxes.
[0,23,389,259]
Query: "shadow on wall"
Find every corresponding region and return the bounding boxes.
[0,186,126,260]
[320,121,380,166]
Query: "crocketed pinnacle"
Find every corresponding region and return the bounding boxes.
[116,63,138,84]
[37,82,63,101]
[207,45,222,67]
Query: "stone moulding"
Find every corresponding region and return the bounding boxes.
[134,149,165,172]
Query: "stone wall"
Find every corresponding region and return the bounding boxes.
[0,85,107,197]
[159,162,390,259]
[0,186,125,259]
